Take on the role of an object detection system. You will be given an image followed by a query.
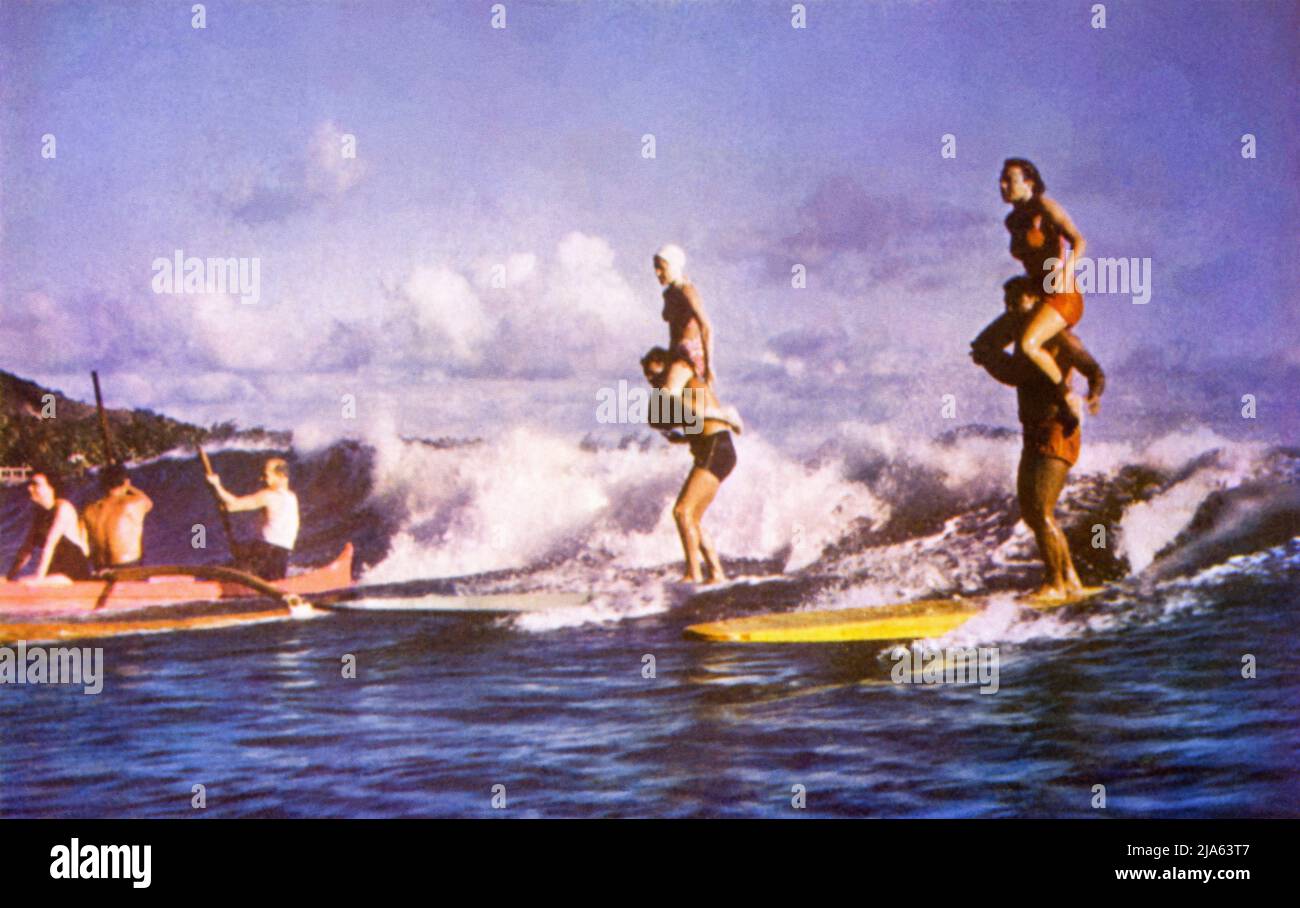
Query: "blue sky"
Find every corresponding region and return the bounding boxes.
[1,0,1295,443]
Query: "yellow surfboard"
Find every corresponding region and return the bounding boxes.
[683,587,1106,644]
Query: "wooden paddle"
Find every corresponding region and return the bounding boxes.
[91,370,119,465]
[197,445,239,561]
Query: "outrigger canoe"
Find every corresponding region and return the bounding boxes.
[0,543,354,620]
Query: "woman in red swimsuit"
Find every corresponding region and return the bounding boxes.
[1000,158,1088,429]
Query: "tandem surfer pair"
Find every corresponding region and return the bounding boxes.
[4,456,301,585]
[642,244,743,585]
[647,157,1106,599]
[973,157,1104,601]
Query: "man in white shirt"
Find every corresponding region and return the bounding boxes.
[204,456,300,580]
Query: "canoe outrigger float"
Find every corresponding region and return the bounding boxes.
[0,544,353,643]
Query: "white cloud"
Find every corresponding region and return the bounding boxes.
[400,265,494,363]
[226,120,367,225]
[2,231,669,435]
[545,231,642,331]
[380,231,653,378]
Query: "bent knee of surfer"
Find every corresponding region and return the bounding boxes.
[672,498,694,527]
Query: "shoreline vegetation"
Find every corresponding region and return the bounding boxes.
[0,369,290,475]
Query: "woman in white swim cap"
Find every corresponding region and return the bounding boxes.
[653,244,714,393]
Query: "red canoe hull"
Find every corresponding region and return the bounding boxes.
[0,543,354,618]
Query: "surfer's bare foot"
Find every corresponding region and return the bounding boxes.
[1032,584,1068,601]
[700,555,724,582]
[681,571,704,583]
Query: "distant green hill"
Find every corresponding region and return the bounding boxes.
[0,370,290,472]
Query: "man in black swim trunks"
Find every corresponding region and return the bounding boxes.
[6,471,93,582]
[641,346,736,584]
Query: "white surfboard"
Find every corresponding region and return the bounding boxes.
[321,591,594,614]
[665,574,790,597]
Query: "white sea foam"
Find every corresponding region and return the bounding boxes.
[1116,439,1273,573]
[361,426,883,582]
[299,415,1296,635]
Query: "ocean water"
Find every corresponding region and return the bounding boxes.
[1,428,1297,818]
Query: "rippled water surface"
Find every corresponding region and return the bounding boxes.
[3,563,1296,818]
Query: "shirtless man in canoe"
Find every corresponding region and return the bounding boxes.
[81,463,153,571]
[204,456,300,580]
[971,276,1106,600]
[642,346,736,584]
[5,471,93,583]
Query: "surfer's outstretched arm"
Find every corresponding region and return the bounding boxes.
[205,474,271,513]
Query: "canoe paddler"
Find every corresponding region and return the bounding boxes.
[204,456,300,580]
[6,471,93,583]
[81,463,153,571]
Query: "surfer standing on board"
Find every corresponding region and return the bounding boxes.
[204,456,300,580]
[6,471,93,582]
[642,346,734,584]
[971,276,1105,601]
[81,463,153,571]
[999,159,1088,434]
